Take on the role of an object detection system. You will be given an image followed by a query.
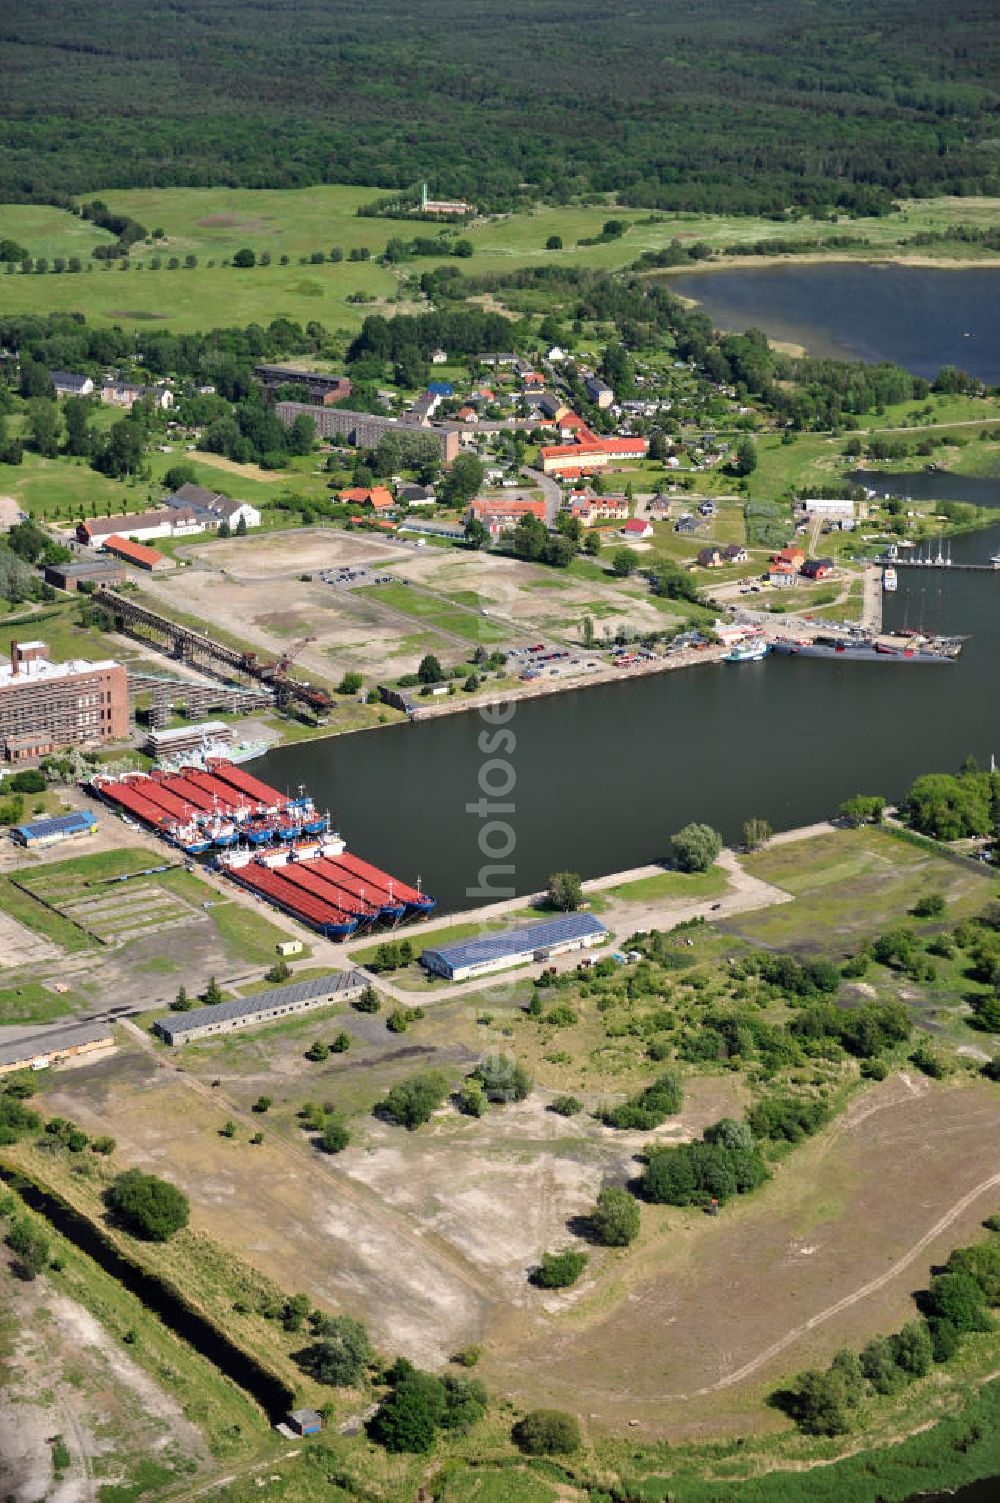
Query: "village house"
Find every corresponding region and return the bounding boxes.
[773,546,806,570]
[49,370,94,398]
[163,482,260,532]
[696,546,725,568]
[557,413,591,440]
[568,492,630,526]
[621,517,653,541]
[801,557,835,580]
[585,376,614,408]
[723,543,749,563]
[467,497,546,540]
[398,483,436,506]
[339,485,395,512]
[768,561,798,587]
[101,379,174,411]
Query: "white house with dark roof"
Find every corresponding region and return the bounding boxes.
[50,370,94,397]
[163,482,260,531]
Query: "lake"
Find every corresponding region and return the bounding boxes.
[251,520,1000,913]
[668,262,1000,382]
[848,470,1000,508]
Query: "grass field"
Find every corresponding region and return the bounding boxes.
[3,191,1000,334]
[733,825,994,954]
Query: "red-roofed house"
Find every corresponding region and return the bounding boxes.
[457,406,478,422]
[557,413,592,439]
[467,497,547,540]
[339,486,395,511]
[621,518,653,540]
[568,493,630,526]
[773,546,805,569]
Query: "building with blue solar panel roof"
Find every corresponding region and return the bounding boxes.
[421,912,607,981]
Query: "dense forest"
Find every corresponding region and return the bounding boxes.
[2,0,999,213]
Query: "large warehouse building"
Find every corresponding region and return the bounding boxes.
[422,913,607,981]
[154,969,369,1045]
[0,641,128,763]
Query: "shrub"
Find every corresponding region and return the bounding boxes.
[457,1078,488,1117]
[305,1041,329,1062]
[5,1217,49,1280]
[549,1094,583,1117]
[381,1071,449,1129]
[0,1095,42,1145]
[319,1117,350,1153]
[512,1409,581,1455]
[330,1031,351,1053]
[642,1138,769,1206]
[590,1186,640,1247]
[600,1068,682,1130]
[91,1135,116,1155]
[105,1170,189,1241]
[252,1096,272,1113]
[472,1055,532,1103]
[386,1007,409,1034]
[353,985,381,1013]
[369,1363,446,1453]
[910,1043,948,1079]
[533,1249,587,1288]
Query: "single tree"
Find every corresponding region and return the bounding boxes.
[610,546,640,578]
[464,515,488,549]
[547,870,583,910]
[417,653,445,685]
[670,822,722,873]
[297,1315,371,1385]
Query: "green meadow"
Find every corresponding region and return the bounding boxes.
[2,190,1000,334]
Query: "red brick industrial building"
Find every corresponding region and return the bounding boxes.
[0,641,129,762]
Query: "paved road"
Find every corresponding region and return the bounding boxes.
[521,465,562,526]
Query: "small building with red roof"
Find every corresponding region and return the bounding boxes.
[621,518,653,540]
[101,535,174,572]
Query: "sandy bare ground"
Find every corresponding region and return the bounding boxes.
[0,1265,208,1503]
[150,526,678,683]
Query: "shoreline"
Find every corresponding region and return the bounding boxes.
[649,250,1000,278]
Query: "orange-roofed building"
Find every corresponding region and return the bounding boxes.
[100,535,173,572]
[339,485,395,511]
[773,546,806,569]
